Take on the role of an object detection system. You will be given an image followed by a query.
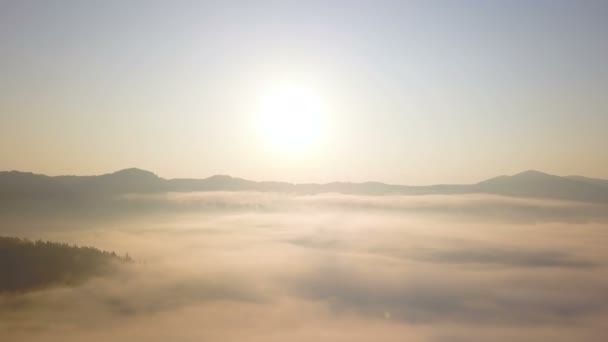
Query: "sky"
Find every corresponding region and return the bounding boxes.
[1,0,607,184]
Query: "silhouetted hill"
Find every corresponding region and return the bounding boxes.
[0,236,130,293]
[474,170,608,202]
[564,175,608,188]
[0,168,165,201]
[168,174,262,191]
[1,168,608,203]
[87,168,165,193]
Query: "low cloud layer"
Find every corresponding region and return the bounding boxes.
[1,193,608,341]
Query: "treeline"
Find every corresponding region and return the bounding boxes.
[0,236,131,293]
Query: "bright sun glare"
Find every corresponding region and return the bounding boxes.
[256,83,330,155]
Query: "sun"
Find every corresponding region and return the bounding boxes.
[255,83,330,156]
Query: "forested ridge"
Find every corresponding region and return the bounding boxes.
[0,236,131,293]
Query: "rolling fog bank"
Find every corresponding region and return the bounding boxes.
[1,193,608,341]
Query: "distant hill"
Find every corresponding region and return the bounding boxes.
[0,236,130,293]
[564,175,608,188]
[1,168,608,203]
[0,168,166,197]
[474,170,608,202]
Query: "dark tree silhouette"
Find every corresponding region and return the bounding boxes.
[0,236,131,293]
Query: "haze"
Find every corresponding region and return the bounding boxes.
[2,1,608,342]
[1,0,607,184]
[3,191,608,341]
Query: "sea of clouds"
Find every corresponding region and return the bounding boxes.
[1,193,608,341]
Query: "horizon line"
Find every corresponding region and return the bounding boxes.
[1,167,605,187]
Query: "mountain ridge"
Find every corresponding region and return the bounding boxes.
[2,168,608,203]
